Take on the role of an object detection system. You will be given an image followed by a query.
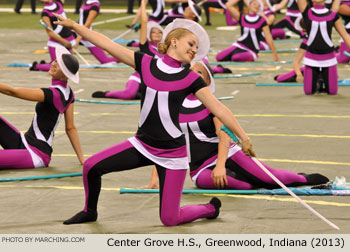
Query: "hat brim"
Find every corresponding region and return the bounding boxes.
[198,61,215,93]
[162,19,210,61]
[188,0,202,22]
[55,46,79,84]
[146,21,164,42]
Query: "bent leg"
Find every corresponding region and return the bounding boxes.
[324,65,338,95]
[35,46,56,72]
[216,45,237,61]
[157,166,216,226]
[0,116,24,149]
[229,150,307,189]
[105,73,140,100]
[196,168,253,189]
[304,65,318,95]
[0,149,35,169]
[231,51,255,62]
[88,46,120,64]
[64,140,153,224]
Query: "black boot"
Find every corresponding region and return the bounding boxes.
[92,91,108,98]
[29,61,38,71]
[299,173,329,186]
[63,210,98,225]
[207,197,221,219]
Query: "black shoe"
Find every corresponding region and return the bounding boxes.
[127,11,136,14]
[63,210,98,225]
[207,197,221,219]
[31,11,37,15]
[14,9,21,14]
[205,22,212,26]
[217,64,232,73]
[92,91,107,98]
[39,60,46,64]
[299,173,329,186]
[29,61,38,71]
[126,40,136,47]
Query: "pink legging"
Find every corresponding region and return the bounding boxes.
[158,168,215,226]
[271,28,287,39]
[276,66,305,82]
[196,150,307,189]
[82,140,216,226]
[105,72,140,100]
[0,116,36,169]
[225,10,238,26]
[304,65,338,95]
[336,42,350,63]
[0,150,35,169]
[35,46,57,72]
[216,45,255,62]
[88,46,120,64]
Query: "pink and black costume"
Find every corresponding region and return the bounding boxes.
[78,0,120,64]
[149,0,184,25]
[0,80,74,169]
[216,13,267,62]
[270,0,304,38]
[179,96,328,189]
[66,52,219,225]
[302,5,340,94]
[35,0,76,72]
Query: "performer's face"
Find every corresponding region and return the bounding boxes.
[172,33,198,64]
[249,0,261,14]
[184,7,196,21]
[150,28,163,43]
[49,60,66,80]
[190,62,210,86]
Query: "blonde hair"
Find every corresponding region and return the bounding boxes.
[157,28,194,54]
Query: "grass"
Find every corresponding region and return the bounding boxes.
[0,4,285,30]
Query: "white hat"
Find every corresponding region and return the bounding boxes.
[188,0,202,22]
[294,15,303,32]
[199,60,215,93]
[55,46,79,84]
[162,19,210,61]
[146,21,164,41]
[247,0,264,15]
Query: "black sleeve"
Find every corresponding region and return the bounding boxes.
[134,51,145,72]
[262,19,268,29]
[191,76,208,95]
[334,13,340,22]
[139,41,149,53]
[41,88,53,104]
[41,11,49,18]
[300,41,307,50]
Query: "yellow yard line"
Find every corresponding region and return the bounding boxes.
[0,185,348,207]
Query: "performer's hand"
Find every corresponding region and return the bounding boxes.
[53,13,76,29]
[211,166,228,189]
[296,74,304,83]
[241,138,256,157]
